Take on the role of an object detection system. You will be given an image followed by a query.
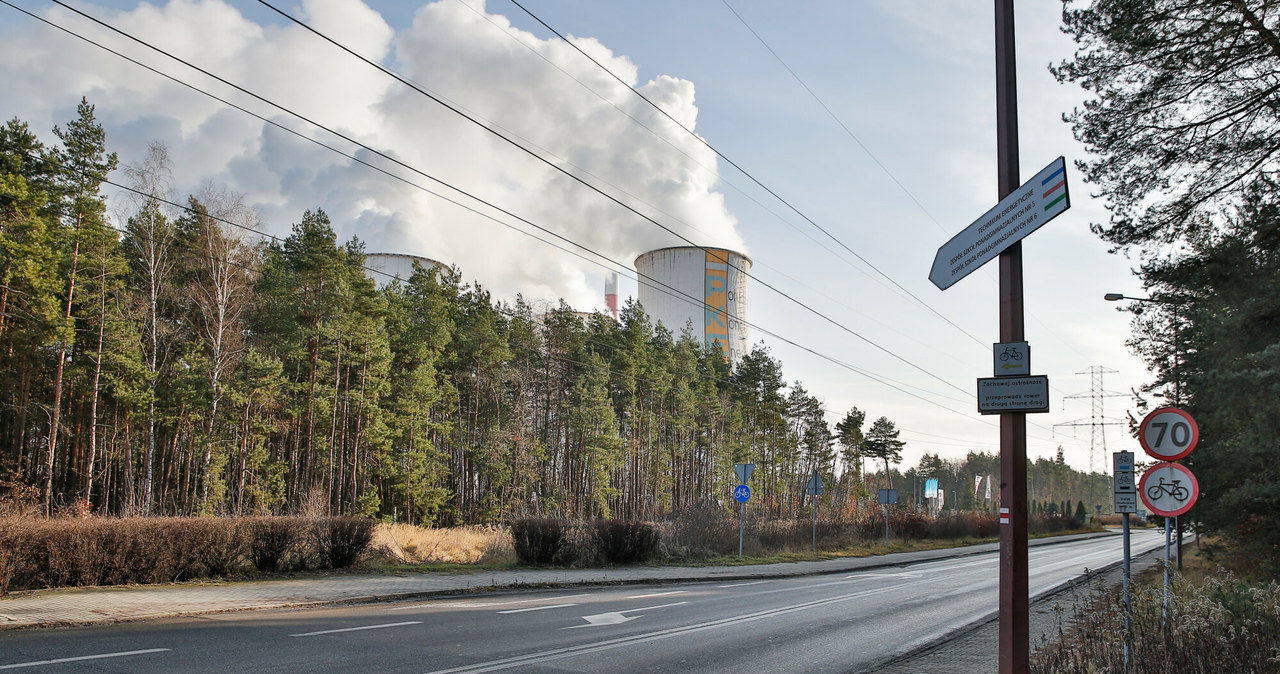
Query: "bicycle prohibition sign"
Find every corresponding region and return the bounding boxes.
[1139,462,1199,517]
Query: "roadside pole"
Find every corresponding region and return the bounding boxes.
[1113,450,1136,670]
[1122,511,1132,667]
[995,2,1029,671]
[1163,517,1171,626]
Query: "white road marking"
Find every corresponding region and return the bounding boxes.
[496,603,577,614]
[0,649,171,670]
[716,581,768,588]
[387,594,590,611]
[291,621,421,637]
[625,590,686,599]
[562,602,689,630]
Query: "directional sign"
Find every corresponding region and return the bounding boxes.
[733,484,751,503]
[977,375,1050,414]
[993,341,1030,377]
[930,156,1070,290]
[1139,408,1199,461]
[806,470,824,496]
[733,463,755,485]
[1139,462,1199,517]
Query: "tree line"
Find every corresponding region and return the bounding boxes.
[1,99,1109,524]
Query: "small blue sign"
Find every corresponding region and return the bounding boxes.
[733,484,751,503]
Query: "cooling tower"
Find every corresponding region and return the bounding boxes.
[362,253,444,286]
[635,246,750,365]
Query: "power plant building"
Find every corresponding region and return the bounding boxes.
[362,252,444,287]
[635,246,750,365]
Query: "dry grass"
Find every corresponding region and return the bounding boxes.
[371,523,515,565]
[1030,541,1280,673]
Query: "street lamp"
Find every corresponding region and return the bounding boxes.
[1103,293,1180,405]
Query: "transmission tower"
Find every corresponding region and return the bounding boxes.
[1054,366,1130,473]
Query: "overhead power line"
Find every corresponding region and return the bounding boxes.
[4,1,978,418]
[504,0,988,351]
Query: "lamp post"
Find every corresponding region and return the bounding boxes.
[1105,292,1186,570]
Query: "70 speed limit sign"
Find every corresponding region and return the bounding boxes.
[1139,407,1199,461]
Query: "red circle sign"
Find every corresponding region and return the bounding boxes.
[1138,407,1199,461]
[1139,462,1199,517]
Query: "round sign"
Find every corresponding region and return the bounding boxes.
[1138,462,1199,517]
[1138,407,1199,461]
[733,484,751,503]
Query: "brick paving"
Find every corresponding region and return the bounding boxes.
[0,532,1112,634]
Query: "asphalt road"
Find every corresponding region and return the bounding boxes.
[0,529,1165,673]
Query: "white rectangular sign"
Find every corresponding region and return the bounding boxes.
[977,375,1050,415]
[993,341,1030,377]
[1114,492,1138,513]
[930,156,1070,290]
[1113,451,1136,493]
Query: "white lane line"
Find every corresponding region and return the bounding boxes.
[0,649,171,670]
[625,590,687,599]
[388,594,591,611]
[291,621,421,637]
[717,581,767,588]
[497,603,577,614]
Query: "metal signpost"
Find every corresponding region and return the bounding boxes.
[1113,450,1136,667]
[925,5,1074,669]
[733,464,754,559]
[878,489,897,543]
[1137,408,1199,630]
[806,470,824,552]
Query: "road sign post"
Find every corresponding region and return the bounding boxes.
[1137,406,1200,631]
[1113,451,1136,668]
[806,470,824,552]
[733,464,754,560]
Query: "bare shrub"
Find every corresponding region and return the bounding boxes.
[594,520,660,564]
[1031,568,1280,672]
[659,503,740,559]
[248,517,301,572]
[510,518,567,565]
[313,517,375,569]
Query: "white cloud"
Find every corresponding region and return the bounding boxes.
[0,0,742,311]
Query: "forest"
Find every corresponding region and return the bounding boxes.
[0,100,1110,525]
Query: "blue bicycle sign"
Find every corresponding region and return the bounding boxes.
[733,484,751,503]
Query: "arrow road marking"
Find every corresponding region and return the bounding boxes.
[562,601,688,629]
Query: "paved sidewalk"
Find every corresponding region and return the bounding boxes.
[0,532,1112,631]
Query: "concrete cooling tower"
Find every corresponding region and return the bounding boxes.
[635,246,750,365]
[362,253,444,287]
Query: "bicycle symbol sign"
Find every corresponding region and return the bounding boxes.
[1139,462,1199,517]
[733,484,751,503]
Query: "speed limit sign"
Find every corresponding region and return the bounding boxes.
[1139,407,1199,461]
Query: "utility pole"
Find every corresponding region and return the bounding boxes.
[994,3,1028,671]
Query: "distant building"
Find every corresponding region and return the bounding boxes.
[362,252,444,287]
[635,246,751,365]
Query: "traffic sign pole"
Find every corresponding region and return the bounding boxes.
[994,3,1029,671]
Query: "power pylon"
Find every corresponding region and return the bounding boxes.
[1054,366,1130,473]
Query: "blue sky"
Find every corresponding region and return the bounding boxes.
[0,0,1151,473]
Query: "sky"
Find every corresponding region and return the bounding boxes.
[0,0,1154,475]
